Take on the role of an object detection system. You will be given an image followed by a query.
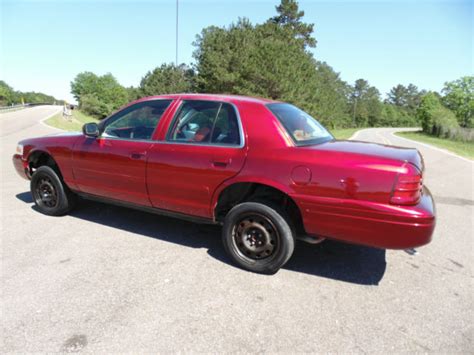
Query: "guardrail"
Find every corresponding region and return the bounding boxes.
[0,103,52,113]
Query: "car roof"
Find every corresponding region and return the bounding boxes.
[136,93,278,105]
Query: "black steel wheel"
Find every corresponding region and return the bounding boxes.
[31,165,77,216]
[233,213,280,260]
[222,202,295,274]
[34,175,59,209]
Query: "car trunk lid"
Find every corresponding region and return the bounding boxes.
[306,140,424,172]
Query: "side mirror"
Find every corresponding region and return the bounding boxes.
[83,122,100,138]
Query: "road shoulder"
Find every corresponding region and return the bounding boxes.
[393,130,473,163]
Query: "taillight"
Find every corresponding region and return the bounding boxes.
[390,163,423,205]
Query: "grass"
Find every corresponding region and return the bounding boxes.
[330,128,360,140]
[45,110,98,131]
[396,130,474,160]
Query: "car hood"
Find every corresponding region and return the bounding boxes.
[19,131,83,149]
[306,139,424,171]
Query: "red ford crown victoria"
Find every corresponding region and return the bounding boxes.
[13,94,435,273]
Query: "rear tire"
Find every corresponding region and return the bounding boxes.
[222,201,295,274]
[31,166,77,216]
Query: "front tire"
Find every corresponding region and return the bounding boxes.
[222,202,295,274]
[31,166,77,216]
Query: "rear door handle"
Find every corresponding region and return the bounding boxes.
[211,158,231,168]
[130,152,146,160]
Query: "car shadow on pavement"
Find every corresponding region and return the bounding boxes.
[16,192,386,285]
[16,191,34,203]
[208,240,386,285]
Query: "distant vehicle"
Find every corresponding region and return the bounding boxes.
[12,94,436,273]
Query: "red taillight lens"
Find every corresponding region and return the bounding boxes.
[390,164,423,205]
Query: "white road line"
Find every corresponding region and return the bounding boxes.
[349,131,359,140]
[390,131,473,164]
[349,128,369,140]
[39,109,64,131]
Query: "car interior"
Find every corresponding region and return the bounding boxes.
[102,102,170,140]
[101,100,241,145]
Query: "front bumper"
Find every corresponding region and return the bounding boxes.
[12,154,30,180]
[293,186,436,249]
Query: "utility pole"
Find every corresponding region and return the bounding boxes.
[175,0,179,66]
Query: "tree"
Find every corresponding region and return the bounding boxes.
[270,0,316,48]
[417,93,437,132]
[126,86,141,102]
[417,92,459,133]
[386,83,424,113]
[193,18,319,102]
[192,0,349,126]
[0,80,60,106]
[22,91,56,104]
[70,72,100,104]
[312,61,351,128]
[192,1,358,128]
[405,84,425,112]
[442,76,473,128]
[70,72,128,118]
[350,79,382,127]
[80,94,111,118]
[96,73,128,110]
[386,84,408,107]
[379,103,417,127]
[0,80,16,105]
[139,63,194,96]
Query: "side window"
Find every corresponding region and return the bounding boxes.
[211,104,241,145]
[102,100,172,140]
[168,100,241,146]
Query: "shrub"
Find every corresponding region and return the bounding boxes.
[416,92,473,142]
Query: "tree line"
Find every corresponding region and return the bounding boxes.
[0,80,63,106]
[70,0,472,140]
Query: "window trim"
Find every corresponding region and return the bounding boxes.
[165,99,245,149]
[97,99,174,142]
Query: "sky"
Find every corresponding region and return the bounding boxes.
[1,0,472,103]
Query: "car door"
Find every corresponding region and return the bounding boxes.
[146,100,247,218]
[72,99,173,206]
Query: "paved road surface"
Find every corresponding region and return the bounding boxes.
[1,107,472,353]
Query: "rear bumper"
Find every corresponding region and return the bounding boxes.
[12,154,30,180]
[293,186,436,249]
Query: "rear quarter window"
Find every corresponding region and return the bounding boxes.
[267,103,333,145]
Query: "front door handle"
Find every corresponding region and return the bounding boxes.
[130,152,146,160]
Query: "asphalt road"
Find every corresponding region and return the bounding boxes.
[1,106,472,353]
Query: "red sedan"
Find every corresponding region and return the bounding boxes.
[12,94,436,273]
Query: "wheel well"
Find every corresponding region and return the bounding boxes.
[214,183,305,235]
[28,151,62,178]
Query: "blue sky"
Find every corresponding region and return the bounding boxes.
[1,0,472,103]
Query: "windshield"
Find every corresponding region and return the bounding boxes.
[267,103,333,145]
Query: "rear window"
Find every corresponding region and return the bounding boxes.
[267,103,333,145]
